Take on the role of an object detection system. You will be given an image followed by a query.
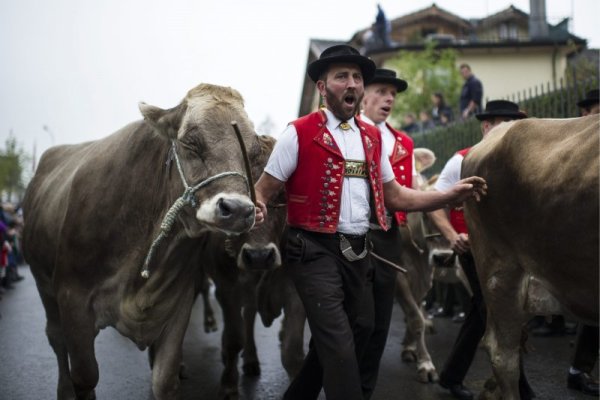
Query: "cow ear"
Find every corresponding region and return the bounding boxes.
[139,102,184,139]
[139,102,165,127]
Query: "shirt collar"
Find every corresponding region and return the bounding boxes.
[324,108,357,132]
[359,113,387,130]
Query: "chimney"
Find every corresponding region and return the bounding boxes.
[529,0,549,39]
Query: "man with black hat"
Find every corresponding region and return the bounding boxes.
[354,68,416,399]
[253,44,487,400]
[428,100,533,400]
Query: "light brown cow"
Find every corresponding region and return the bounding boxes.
[462,115,599,399]
[22,84,264,400]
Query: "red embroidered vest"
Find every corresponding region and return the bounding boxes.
[285,110,388,233]
[449,147,471,234]
[386,123,414,225]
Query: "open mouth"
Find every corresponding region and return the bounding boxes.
[344,94,356,107]
[381,106,391,113]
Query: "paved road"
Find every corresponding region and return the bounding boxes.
[0,265,595,400]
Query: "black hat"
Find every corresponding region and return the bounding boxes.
[307,45,376,83]
[475,100,528,121]
[577,89,599,108]
[366,68,408,92]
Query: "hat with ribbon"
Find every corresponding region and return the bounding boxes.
[475,100,528,121]
[366,68,408,92]
[307,44,376,83]
[576,89,599,108]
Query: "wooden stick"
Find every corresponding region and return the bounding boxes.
[370,251,408,273]
[231,121,256,205]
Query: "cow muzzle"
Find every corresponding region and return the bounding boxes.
[196,193,255,234]
[237,242,281,270]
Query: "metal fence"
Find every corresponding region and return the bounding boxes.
[411,68,598,175]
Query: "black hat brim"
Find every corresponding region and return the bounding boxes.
[475,110,528,121]
[307,55,376,83]
[577,98,599,108]
[368,77,408,92]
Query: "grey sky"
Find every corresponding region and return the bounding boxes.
[1,0,598,178]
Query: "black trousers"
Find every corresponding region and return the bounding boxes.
[572,324,599,373]
[283,228,373,400]
[439,252,486,384]
[354,226,401,400]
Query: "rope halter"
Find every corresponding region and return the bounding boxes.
[140,139,250,279]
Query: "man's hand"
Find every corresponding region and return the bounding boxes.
[450,232,470,254]
[449,176,487,204]
[254,200,267,227]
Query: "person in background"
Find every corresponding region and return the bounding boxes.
[401,112,420,134]
[374,3,392,48]
[355,68,418,399]
[431,92,454,125]
[252,44,487,400]
[459,64,483,120]
[429,100,532,400]
[565,88,599,397]
[419,110,436,132]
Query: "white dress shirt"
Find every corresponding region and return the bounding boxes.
[265,109,395,235]
[435,153,463,191]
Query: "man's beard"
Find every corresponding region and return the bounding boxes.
[325,86,363,121]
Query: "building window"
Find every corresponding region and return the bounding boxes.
[499,23,518,40]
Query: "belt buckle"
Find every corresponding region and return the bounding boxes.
[339,233,368,261]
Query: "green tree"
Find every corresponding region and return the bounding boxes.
[384,41,463,127]
[0,133,29,202]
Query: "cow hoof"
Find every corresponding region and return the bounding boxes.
[401,349,417,363]
[179,362,189,379]
[242,361,261,376]
[417,368,439,383]
[218,387,239,400]
[204,316,218,333]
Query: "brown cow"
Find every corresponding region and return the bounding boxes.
[22,84,263,400]
[393,149,446,383]
[196,135,305,399]
[462,115,599,399]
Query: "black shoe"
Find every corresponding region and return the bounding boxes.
[440,381,474,400]
[568,372,599,396]
[1,277,14,290]
[452,312,466,323]
[531,324,565,337]
[432,307,453,318]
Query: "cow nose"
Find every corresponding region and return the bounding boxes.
[242,247,276,269]
[217,197,254,220]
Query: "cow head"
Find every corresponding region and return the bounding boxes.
[139,84,261,236]
[225,135,287,271]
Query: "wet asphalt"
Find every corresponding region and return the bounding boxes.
[0,265,596,400]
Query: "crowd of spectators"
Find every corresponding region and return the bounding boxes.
[0,202,25,303]
[400,92,456,135]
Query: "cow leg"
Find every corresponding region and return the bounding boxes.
[215,283,244,399]
[38,291,76,400]
[480,263,528,400]
[280,280,306,378]
[57,290,99,400]
[396,272,438,383]
[200,276,218,333]
[241,280,260,376]
[202,288,218,333]
[150,297,194,400]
